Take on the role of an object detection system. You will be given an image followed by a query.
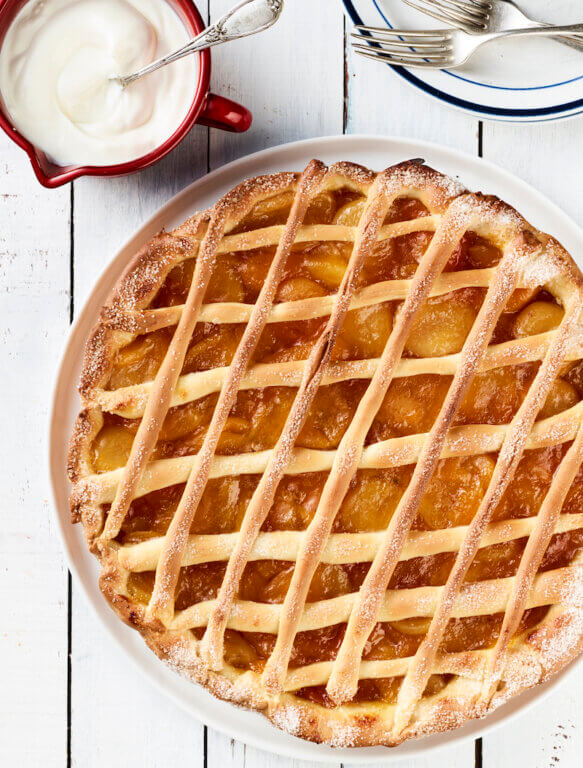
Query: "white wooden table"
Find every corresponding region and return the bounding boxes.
[2,1,582,766]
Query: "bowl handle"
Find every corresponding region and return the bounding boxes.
[197,93,252,133]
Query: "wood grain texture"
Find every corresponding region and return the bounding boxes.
[0,141,70,767]
[70,126,210,768]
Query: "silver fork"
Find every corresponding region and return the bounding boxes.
[351,23,583,69]
[403,0,583,52]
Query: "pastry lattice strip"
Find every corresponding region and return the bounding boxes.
[147,159,331,625]
[260,197,527,694]
[199,165,434,670]
[479,419,583,700]
[79,400,583,507]
[74,161,583,730]
[117,512,583,573]
[94,327,583,419]
[388,305,580,733]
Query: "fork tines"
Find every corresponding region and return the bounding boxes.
[402,0,490,31]
[351,27,452,67]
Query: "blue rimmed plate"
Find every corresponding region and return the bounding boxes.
[344,0,583,122]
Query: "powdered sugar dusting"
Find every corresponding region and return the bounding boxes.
[70,158,583,747]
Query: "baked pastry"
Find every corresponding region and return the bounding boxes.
[68,159,583,747]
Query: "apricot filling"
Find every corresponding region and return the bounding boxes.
[91,189,583,708]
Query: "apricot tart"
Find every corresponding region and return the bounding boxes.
[68,160,583,746]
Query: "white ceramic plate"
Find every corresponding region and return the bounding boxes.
[344,0,583,122]
[49,134,583,763]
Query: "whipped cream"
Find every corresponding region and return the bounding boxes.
[0,0,198,166]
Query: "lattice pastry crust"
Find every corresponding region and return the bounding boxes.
[68,160,583,747]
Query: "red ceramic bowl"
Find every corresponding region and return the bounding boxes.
[0,0,252,188]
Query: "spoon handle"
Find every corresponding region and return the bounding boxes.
[120,0,284,87]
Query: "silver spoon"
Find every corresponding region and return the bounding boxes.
[114,0,284,89]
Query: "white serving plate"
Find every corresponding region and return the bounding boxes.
[49,134,583,763]
[344,0,583,122]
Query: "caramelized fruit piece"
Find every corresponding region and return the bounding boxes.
[563,464,583,515]
[234,191,295,231]
[448,232,502,271]
[494,446,564,521]
[441,615,500,653]
[304,191,336,224]
[334,469,410,532]
[92,425,135,472]
[223,630,259,670]
[539,378,579,419]
[237,247,275,297]
[217,416,253,453]
[466,539,525,582]
[391,617,432,636]
[303,243,350,288]
[457,363,538,426]
[390,552,453,588]
[364,622,421,660]
[182,323,243,373]
[263,473,326,531]
[333,198,365,226]
[333,303,393,360]
[394,231,433,268]
[296,677,401,707]
[239,562,351,604]
[424,675,451,698]
[441,608,548,654]
[119,486,182,543]
[359,233,431,287]
[254,317,326,363]
[404,295,477,357]
[175,562,226,610]
[108,329,170,389]
[369,374,451,441]
[240,625,344,668]
[465,237,502,268]
[290,625,345,665]
[298,381,365,450]
[385,197,429,224]
[540,529,583,572]
[119,478,257,543]
[205,255,245,303]
[191,476,257,534]
[504,288,538,313]
[513,301,564,338]
[153,259,194,307]
[159,396,216,444]
[127,571,155,604]
[201,387,296,455]
[418,456,495,530]
[563,359,583,396]
[276,277,328,301]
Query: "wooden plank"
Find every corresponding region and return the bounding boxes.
[207,0,344,766]
[483,120,583,229]
[208,0,345,168]
[70,42,210,763]
[480,118,583,768]
[0,141,70,767]
[207,727,329,768]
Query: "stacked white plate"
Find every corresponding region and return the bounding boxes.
[344,0,583,122]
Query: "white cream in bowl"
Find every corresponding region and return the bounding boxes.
[0,0,198,166]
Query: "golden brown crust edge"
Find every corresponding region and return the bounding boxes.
[67,159,583,747]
